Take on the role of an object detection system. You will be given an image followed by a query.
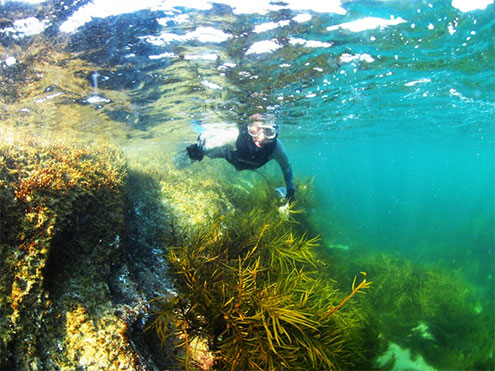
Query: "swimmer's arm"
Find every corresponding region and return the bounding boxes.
[271,140,295,194]
[188,125,238,160]
[200,126,238,155]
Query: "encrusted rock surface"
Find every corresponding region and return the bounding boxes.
[0,135,175,370]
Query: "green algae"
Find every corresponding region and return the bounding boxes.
[150,168,374,370]
[330,251,495,370]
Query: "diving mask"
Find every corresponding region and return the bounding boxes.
[248,123,278,140]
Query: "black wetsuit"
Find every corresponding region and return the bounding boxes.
[195,125,295,198]
[225,127,277,170]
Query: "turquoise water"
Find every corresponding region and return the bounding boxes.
[291,135,494,284]
[1,0,494,367]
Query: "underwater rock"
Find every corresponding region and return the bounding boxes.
[159,161,239,231]
[377,342,435,371]
[0,135,174,370]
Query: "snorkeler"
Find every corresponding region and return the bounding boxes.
[179,113,296,202]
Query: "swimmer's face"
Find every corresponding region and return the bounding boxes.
[248,120,277,148]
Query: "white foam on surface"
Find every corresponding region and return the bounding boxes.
[1,17,48,38]
[452,0,493,12]
[59,0,347,33]
[327,17,406,32]
[246,39,281,55]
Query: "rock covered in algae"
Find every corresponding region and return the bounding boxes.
[159,160,244,231]
[0,134,172,370]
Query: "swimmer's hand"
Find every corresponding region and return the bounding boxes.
[286,188,295,202]
[275,187,296,203]
[186,143,204,161]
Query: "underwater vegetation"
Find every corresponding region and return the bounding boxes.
[159,157,319,234]
[159,161,240,229]
[2,133,492,370]
[330,251,495,370]
[2,132,491,370]
[151,169,374,371]
[0,133,148,369]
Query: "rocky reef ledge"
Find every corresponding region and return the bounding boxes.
[0,135,173,370]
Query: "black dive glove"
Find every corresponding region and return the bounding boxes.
[186,143,204,161]
[286,188,295,202]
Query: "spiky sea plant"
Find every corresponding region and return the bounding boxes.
[151,183,372,370]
